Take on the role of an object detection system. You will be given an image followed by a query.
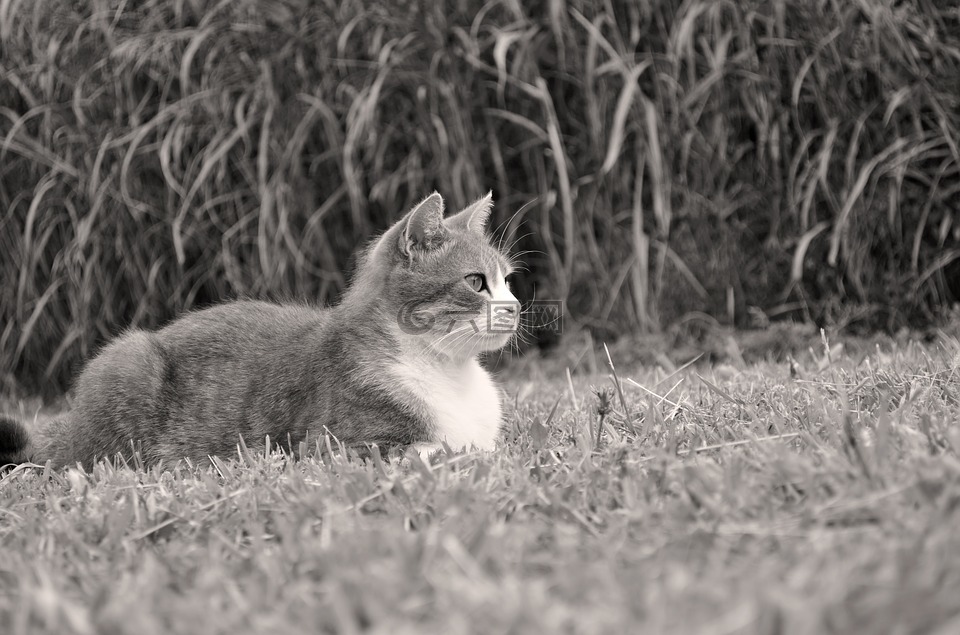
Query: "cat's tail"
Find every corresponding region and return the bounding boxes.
[0,415,33,466]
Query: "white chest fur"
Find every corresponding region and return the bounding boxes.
[389,358,503,451]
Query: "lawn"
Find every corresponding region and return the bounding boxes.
[2,332,960,634]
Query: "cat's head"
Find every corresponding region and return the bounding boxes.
[350,192,520,361]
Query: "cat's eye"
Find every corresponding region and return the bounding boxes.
[464,273,487,293]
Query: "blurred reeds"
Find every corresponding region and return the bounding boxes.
[1,0,958,393]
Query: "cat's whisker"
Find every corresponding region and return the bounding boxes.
[493,197,537,253]
[513,329,533,348]
[509,248,545,260]
[414,322,482,363]
[435,332,479,364]
[510,334,523,359]
[507,249,543,272]
[438,328,478,358]
[491,196,535,238]
[501,232,536,259]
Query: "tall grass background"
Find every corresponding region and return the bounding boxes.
[1,0,958,394]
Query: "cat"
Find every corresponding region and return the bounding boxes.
[0,192,520,469]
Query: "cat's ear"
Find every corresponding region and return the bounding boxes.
[447,191,493,234]
[400,192,446,254]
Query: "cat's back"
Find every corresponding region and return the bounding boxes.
[76,299,333,401]
[131,299,335,384]
[160,299,329,348]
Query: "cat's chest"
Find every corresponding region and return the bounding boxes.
[389,359,502,451]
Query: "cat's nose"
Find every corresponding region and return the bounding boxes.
[500,301,520,320]
[489,300,520,332]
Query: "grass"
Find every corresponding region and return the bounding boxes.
[3,0,960,394]
[3,333,960,633]
[2,1,960,622]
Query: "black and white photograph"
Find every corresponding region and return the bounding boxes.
[2,1,959,632]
